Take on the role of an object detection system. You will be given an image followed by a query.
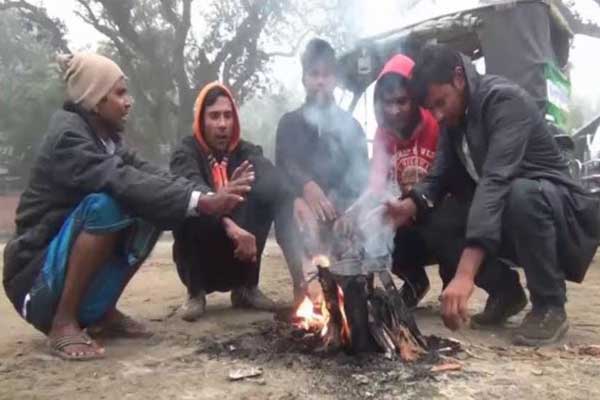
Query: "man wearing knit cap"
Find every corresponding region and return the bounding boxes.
[170,82,297,321]
[3,52,253,360]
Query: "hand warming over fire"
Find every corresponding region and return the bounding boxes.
[379,197,417,229]
[441,247,485,331]
[223,217,257,263]
[333,214,355,238]
[303,181,337,221]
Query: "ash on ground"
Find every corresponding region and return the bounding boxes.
[195,317,473,400]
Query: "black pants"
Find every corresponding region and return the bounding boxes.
[483,178,567,307]
[173,182,295,296]
[413,178,569,308]
[392,196,469,289]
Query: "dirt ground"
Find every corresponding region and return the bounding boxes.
[2,239,600,400]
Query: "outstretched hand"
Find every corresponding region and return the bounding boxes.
[196,161,255,216]
[440,275,474,331]
[376,197,417,229]
[303,181,337,221]
[230,160,255,184]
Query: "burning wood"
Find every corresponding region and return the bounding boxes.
[317,263,351,349]
[294,255,427,361]
[293,193,428,361]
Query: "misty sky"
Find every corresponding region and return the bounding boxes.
[44,0,600,135]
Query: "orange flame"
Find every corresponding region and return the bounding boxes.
[337,285,351,345]
[312,254,331,268]
[294,282,351,346]
[295,297,327,331]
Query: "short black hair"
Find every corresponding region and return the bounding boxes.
[374,73,409,102]
[301,38,336,74]
[410,44,462,104]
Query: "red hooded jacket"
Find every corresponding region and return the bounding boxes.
[369,55,439,195]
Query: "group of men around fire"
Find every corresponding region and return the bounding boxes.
[3,37,600,361]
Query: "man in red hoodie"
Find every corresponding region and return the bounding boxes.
[368,54,452,308]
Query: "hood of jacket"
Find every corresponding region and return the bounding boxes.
[192,81,241,155]
[373,54,415,127]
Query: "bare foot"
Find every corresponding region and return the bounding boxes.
[89,309,152,338]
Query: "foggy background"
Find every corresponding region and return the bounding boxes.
[0,0,599,201]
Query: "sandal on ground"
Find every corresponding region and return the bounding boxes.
[49,332,105,361]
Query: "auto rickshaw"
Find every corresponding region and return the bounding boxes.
[337,0,600,190]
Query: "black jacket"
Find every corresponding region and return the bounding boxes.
[410,55,600,282]
[170,135,292,208]
[275,102,369,211]
[3,104,208,312]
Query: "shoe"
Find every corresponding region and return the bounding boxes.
[399,276,430,309]
[471,284,528,328]
[512,306,569,346]
[180,292,206,322]
[231,287,278,311]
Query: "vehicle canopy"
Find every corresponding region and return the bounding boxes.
[338,0,573,130]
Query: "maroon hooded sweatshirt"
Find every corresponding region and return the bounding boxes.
[369,54,440,195]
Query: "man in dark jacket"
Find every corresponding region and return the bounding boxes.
[170,82,294,321]
[275,38,369,298]
[3,53,251,361]
[382,44,600,346]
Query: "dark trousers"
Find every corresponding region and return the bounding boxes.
[173,185,293,296]
[407,178,568,308]
[484,178,567,307]
[392,196,470,289]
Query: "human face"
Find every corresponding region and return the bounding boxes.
[94,77,132,132]
[423,67,467,128]
[381,86,418,133]
[303,61,336,105]
[203,95,234,154]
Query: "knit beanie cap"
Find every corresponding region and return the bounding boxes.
[56,52,125,111]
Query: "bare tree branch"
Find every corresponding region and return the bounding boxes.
[264,30,311,58]
[554,0,600,38]
[0,0,70,53]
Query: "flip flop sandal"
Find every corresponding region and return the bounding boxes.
[89,314,153,339]
[49,333,105,361]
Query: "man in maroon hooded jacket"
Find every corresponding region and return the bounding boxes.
[368,54,515,314]
[366,54,443,308]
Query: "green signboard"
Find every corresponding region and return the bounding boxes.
[545,62,571,132]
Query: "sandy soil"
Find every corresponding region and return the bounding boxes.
[2,239,600,400]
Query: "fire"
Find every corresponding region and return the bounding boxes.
[294,284,351,346]
[295,296,327,331]
[337,285,351,344]
[312,254,331,268]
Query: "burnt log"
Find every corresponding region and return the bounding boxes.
[341,276,380,354]
[317,265,349,351]
[314,263,427,360]
[368,287,427,361]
